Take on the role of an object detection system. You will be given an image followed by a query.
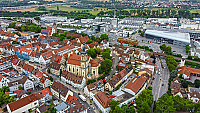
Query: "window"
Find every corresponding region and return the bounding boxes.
[73,68,75,72]
[34,102,37,105]
[69,67,70,71]
[93,71,95,75]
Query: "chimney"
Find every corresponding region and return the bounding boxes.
[117,17,118,28]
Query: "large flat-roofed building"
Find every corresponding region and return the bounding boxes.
[145,30,190,47]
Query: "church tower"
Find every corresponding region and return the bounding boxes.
[80,44,89,78]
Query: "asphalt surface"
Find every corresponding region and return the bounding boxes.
[152,57,169,101]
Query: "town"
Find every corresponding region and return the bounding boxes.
[0,0,200,113]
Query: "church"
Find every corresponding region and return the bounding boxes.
[66,46,100,79]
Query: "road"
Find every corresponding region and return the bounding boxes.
[107,51,118,81]
[152,57,169,101]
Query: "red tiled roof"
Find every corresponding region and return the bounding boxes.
[23,63,34,72]
[66,95,78,104]
[67,54,81,66]
[90,59,99,67]
[125,76,147,94]
[55,55,62,63]
[40,87,52,96]
[8,93,44,112]
[94,92,111,108]
[79,36,89,43]
[177,66,200,77]
[0,74,5,81]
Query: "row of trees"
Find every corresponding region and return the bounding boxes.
[8,22,42,33]
[160,44,172,55]
[97,8,200,19]
[0,86,15,106]
[165,55,178,72]
[109,100,135,113]
[135,89,200,113]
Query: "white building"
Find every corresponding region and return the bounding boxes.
[61,71,86,89]
[84,80,104,99]
[51,81,73,102]
[8,76,34,92]
[93,92,111,113]
[0,74,10,88]
[7,93,45,113]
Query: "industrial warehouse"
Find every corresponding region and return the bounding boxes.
[145,29,190,47]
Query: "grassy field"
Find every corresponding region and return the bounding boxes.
[9,8,43,12]
[8,5,200,15]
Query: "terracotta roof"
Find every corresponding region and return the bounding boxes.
[66,95,78,104]
[67,54,81,66]
[108,67,131,87]
[49,62,61,70]
[0,74,5,81]
[94,92,111,108]
[51,81,69,97]
[134,50,140,55]
[177,66,200,77]
[90,59,99,67]
[46,26,53,30]
[8,93,44,112]
[61,71,83,84]
[125,76,147,94]
[55,55,62,63]
[23,63,34,72]
[79,36,89,43]
[49,41,58,47]
[40,87,52,96]
[54,45,75,54]
[65,99,86,113]
[41,50,53,61]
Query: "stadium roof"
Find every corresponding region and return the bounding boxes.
[145,30,190,44]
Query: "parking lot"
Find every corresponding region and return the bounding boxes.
[135,35,188,57]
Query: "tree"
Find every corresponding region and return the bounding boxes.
[186,45,190,53]
[47,68,50,73]
[57,6,59,11]
[165,55,177,72]
[182,79,188,88]
[135,90,153,113]
[194,79,200,88]
[37,6,46,11]
[18,85,23,90]
[110,100,120,112]
[148,86,152,90]
[173,95,193,112]
[101,52,111,60]
[27,91,32,94]
[170,70,177,79]
[100,34,109,41]
[155,93,175,113]
[8,22,16,28]
[95,48,101,55]
[66,35,72,39]
[85,39,93,44]
[34,16,40,21]
[87,48,97,58]
[99,59,112,74]
[44,106,57,113]
[90,35,95,41]
[95,37,101,43]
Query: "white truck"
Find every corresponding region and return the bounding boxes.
[79,95,86,101]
